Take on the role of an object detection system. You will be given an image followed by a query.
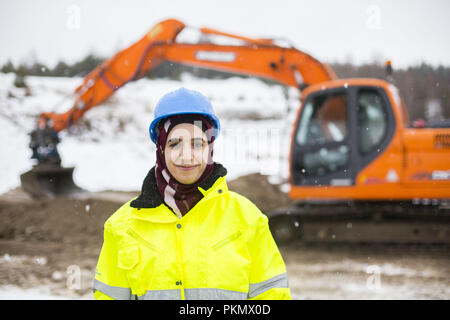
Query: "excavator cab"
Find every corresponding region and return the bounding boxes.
[291,83,395,190]
[20,120,84,198]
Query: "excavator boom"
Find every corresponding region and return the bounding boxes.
[163,43,335,88]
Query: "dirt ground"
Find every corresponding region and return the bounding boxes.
[0,173,449,300]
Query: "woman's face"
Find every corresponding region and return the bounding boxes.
[164,122,209,184]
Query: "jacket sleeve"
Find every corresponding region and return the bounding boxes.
[93,220,134,300]
[248,213,291,300]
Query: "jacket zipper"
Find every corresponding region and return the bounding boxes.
[174,225,185,300]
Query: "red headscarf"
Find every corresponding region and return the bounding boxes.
[155,114,216,217]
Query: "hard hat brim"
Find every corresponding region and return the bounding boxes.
[149,111,220,144]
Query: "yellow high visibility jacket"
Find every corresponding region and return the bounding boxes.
[93,165,291,300]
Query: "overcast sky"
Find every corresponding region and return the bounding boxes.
[1,0,449,69]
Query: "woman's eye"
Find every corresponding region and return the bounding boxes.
[168,140,204,149]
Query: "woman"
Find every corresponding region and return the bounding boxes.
[93,87,291,300]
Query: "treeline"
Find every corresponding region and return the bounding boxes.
[0,55,233,79]
[1,54,104,78]
[2,55,449,121]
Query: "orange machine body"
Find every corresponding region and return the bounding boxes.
[288,78,450,201]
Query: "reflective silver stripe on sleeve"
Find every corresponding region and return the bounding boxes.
[185,288,247,300]
[93,279,133,300]
[137,289,182,300]
[248,273,289,299]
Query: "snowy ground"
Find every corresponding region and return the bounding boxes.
[0,72,299,194]
[0,285,89,300]
[1,245,448,300]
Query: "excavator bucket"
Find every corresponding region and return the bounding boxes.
[20,165,85,199]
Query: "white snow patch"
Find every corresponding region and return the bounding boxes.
[0,285,93,300]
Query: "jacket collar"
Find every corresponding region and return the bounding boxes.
[130,162,228,209]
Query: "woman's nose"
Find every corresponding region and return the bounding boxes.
[180,143,194,160]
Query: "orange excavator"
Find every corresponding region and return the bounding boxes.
[21,19,450,243]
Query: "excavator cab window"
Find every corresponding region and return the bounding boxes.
[357,90,388,155]
[296,93,348,146]
[295,91,349,178]
[292,86,396,187]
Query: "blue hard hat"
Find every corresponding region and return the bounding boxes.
[149,87,220,144]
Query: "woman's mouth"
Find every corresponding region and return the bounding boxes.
[176,165,199,171]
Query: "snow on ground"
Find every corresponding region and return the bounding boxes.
[0,72,300,194]
[0,285,85,300]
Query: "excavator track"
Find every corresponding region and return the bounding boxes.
[268,201,450,245]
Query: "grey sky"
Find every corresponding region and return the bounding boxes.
[1,0,449,69]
